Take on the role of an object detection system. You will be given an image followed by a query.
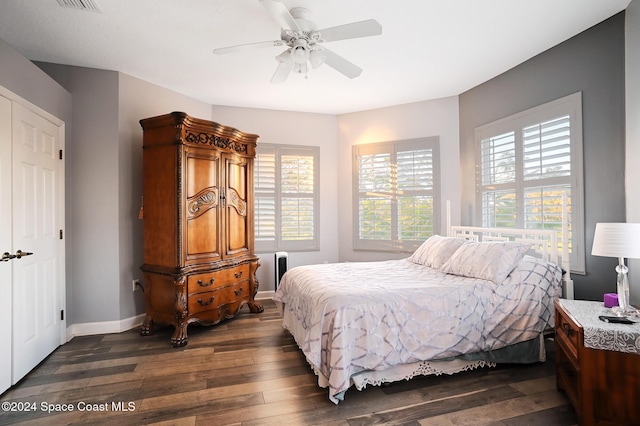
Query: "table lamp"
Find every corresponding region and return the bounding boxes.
[591,222,640,314]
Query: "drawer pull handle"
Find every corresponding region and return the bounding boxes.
[197,278,215,287]
[561,323,575,337]
[234,271,243,279]
[197,296,215,306]
[234,288,243,296]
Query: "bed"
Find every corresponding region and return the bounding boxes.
[273,223,573,404]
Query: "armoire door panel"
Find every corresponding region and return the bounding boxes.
[224,156,250,256]
[226,211,248,254]
[186,207,220,261]
[185,150,221,264]
[226,158,247,199]
[186,153,220,195]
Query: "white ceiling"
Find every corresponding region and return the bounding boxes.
[0,0,631,114]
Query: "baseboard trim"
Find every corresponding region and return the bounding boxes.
[66,291,275,340]
[256,290,275,300]
[66,313,146,341]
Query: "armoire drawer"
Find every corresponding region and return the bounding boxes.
[187,264,250,292]
[187,279,250,315]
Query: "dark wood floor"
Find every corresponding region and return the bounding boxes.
[0,299,578,425]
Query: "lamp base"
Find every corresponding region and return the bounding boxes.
[616,262,631,314]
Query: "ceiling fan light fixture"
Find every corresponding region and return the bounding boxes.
[290,39,309,64]
[275,50,292,65]
[309,49,326,69]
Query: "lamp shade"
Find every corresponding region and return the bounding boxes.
[591,223,640,259]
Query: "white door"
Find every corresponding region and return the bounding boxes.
[0,94,65,393]
[0,95,12,394]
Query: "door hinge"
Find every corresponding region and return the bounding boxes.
[60,310,64,321]
[59,149,63,160]
[59,229,63,239]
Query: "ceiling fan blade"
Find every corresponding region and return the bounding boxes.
[259,0,301,32]
[319,47,362,79]
[271,61,292,83]
[213,40,284,55]
[316,19,382,43]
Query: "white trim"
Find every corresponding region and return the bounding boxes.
[256,290,276,300]
[255,144,320,253]
[64,293,277,340]
[353,136,441,252]
[0,94,12,394]
[474,92,585,274]
[0,85,65,127]
[66,313,145,341]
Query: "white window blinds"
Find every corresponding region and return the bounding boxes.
[476,92,584,273]
[281,154,315,242]
[523,116,571,180]
[354,137,440,252]
[254,144,319,252]
[254,149,276,242]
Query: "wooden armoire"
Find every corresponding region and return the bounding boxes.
[139,111,263,347]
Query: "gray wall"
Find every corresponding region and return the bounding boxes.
[35,63,212,324]
[459,12,626,301]
[117,73,212,320]
[0,39,71,121]
[35,64,121,325]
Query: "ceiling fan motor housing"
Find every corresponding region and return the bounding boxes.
[281,8,320,45]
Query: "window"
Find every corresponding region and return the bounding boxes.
[476,92,585,273]
[254,144,319,252]
[353,137,440,252]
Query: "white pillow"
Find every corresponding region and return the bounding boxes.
[439,241,530,283]
[408,235,467,269]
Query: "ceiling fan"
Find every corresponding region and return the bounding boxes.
[213,0,382,83]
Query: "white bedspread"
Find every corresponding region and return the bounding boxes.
[273,256,562,403]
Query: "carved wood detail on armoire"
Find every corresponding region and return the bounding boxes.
[139,111,263,347]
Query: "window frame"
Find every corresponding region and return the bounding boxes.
[474,92,585,273]
[254,143,320,253]
[352,137,441,253]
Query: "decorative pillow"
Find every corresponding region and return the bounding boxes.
[439,241,530,283]
[408,235,467,269]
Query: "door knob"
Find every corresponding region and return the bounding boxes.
[1,250,33,261]
[1,252,16,262]
[15,250,33,258]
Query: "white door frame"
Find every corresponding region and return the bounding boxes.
[0,94,13,394]
[0,84,66,391]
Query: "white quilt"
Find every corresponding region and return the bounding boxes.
[273,256,562,403]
